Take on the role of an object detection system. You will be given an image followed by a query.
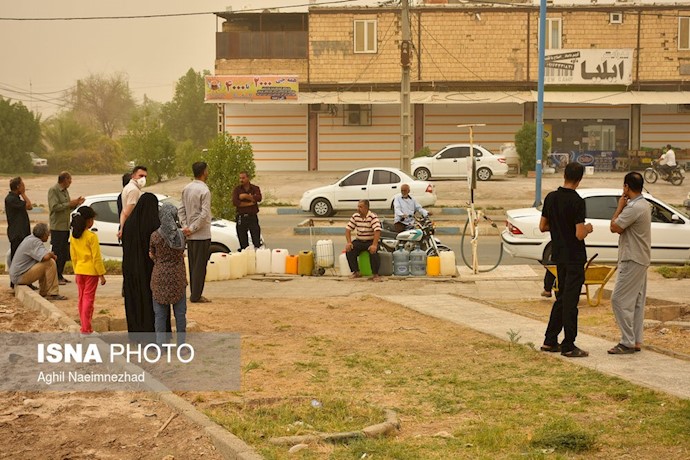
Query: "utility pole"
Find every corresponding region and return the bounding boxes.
[534,0,547,207]
[400,0,412,174]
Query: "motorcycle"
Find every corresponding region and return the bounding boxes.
[379,215,451,256]
[644,159,685,186]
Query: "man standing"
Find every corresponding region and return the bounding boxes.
[5,177,32,267]
[539,162,593,358]
[48,171,84,284]
[608,172,652,355]
[658,144,676,177]
[393,183,429,232]
[345,199,382,282]
[9,223,66,300]
[117,165,148,239]
[179,162,212,303]
[232,171,262,250]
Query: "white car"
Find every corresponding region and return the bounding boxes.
[501,188,690,264]
[300,167,436,217]
[412,144,508,181]
[28,152,48,167]
[79,193,244,260]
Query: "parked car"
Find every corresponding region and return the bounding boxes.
[78,193,246,260]
[412,144,508,181]
[501,188,690,264]
[28,152,47,168]
[299,167,436,217]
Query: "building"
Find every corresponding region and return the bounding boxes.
[206,1,690,172]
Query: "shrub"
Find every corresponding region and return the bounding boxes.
[515,122,550,176]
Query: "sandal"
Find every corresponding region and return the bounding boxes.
[540,343,561,353]
[608,343,635,355]
[561,347,589,358]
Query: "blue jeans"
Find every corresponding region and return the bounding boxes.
[153,296,187,346]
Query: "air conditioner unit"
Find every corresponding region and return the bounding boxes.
[347,111,361,125]
[610,12,623,24]
[343,104,372,126]
[678,104,690,113]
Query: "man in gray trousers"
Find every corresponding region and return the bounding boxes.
[179,162,212,303]
[608,172,652,354]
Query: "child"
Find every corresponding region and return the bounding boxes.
[70,206,106,336]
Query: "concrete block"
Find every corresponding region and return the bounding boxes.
[109,317,128,331]
[645,305,682,322]
[643,319,662,328]
[91,316,110,332]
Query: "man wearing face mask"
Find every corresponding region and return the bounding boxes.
[118,166,148,240]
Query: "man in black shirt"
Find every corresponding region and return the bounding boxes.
[539,162,593,358]
[232,171,262,251]
[5,177,33,264]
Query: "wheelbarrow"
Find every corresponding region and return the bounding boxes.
[544,254,617,307]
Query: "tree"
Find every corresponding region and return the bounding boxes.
[515,122,550,176]
[42,111,98,152]
[121,105,176,183]
[0,98,41,173]
[68,72,136,138]
[161,68,216,148]
[204,134,255,219]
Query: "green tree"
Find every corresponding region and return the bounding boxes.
[0,98,41,173]
[42,111,98,152]
[515,122,550,176]
[161,68,216,148]
[122,105,176,183]
[68,72,136,138]
[204,134,255,219]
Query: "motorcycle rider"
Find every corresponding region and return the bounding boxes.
[658,144,676,178]
[393,183,430,232]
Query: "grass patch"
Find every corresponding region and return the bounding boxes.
[656,264,690,279]
[530,418,595,453]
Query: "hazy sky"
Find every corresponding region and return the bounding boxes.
[0,0,378,118]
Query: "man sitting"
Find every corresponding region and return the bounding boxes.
[345,200,382,282]
[9,223,67,300]
[393,183,429,232]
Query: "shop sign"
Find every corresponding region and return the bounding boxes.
[204,75,298,101]
[545,49,632,85]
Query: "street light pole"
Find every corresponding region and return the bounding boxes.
[534,0,547,207]
[400,0,412,174]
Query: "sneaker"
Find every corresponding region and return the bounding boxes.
[561,347,589,358]
[540,290,552,298]
[607,343,635,355]
[45,294,68,301]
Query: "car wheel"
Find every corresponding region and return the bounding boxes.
[476,167,492,181]
[643,168,658,184]
[541,243,553,265]
[210,243,230,254]
[414,168,431,181]
[311,198,333,217]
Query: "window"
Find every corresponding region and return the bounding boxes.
[372,170,401,185]
[680,17,690,50]
[343,104,372,126]
[341,170,369,187]
[650,201,674,223]
[545,18,562,50]
[91,200,119,224]
[473,148,483,158]
[584,196,618,220]
[354,20,377,53]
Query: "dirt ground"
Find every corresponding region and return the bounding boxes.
[0,288,224,460]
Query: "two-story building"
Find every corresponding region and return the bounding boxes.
[206,0,690,172]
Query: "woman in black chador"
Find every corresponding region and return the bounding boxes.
[121,192,160,333]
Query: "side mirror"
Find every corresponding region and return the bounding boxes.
[671,214,683,224]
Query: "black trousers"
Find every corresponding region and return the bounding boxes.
[188,239,210,302]
[544,262,585,352]
[9,237,24,266]
[51,230,70,279]
[544,268,556,291]
[236,214,261,250]
[346,240,380,275]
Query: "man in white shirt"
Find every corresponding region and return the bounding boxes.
[117,165,148,239]
[393,184,429,232]
[659,144,677,177]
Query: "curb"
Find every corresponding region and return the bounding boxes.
[13,286,262,460]
[293,225,499,236]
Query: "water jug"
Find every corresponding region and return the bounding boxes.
[440,251,457,276]
[338,252,352,277]
[210,253,230,280]
[393,248,410,276]
[244,245,256,275]
[205,260,219,282]
[255,247,271,274]
[271,249,289,274]
[227,253,243,279]
[409,247,427,276]
[378,251,393,276]
[358,251,373,276]
[285,255,298,274]
[237,250,248,276]
[298,251,314,276]
[315,239,334,268]
[426,255,441,276]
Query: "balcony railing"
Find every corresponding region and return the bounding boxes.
[216,31,308,59]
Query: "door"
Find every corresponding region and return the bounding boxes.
[368,169,402,209]
[334,169,370,210]
[432,146,466,178]
[88,198,123,259]
[648,198,690,263]
[583,195,619,262]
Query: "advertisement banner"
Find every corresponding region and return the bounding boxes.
[545,49,633,85]
[205,75,298,101]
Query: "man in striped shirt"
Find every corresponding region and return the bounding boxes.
[345,200,382,281]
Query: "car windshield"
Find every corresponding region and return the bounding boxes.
[666,202,690,219]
